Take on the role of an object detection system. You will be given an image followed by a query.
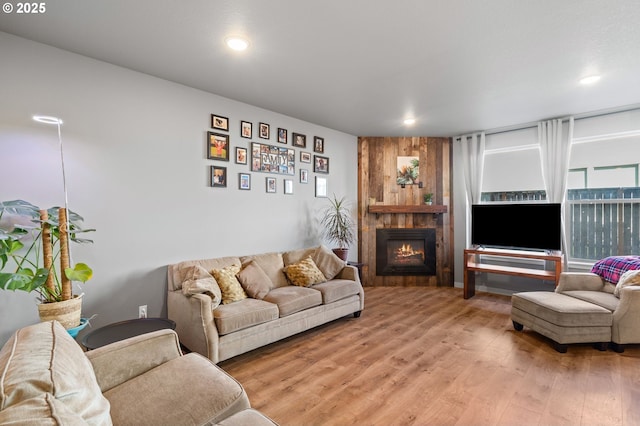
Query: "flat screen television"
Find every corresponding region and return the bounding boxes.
[471,203,562,252]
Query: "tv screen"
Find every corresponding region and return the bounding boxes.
[471,203,562,251]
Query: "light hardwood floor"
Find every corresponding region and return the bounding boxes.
[219,287,640,426]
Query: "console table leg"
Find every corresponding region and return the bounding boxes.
[464,270,475,299]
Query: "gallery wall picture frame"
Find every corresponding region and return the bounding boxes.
[277,127,288,144]
[292,132,306,148]
[266,177,277,193]
[259,122,270,139]
[211,166,227,187]
[313,136,324,153]
[239,173,251,190]
[235,147,248,164]
[300,169,308,184]
[241,121,252,138]
[207,132,230,161]
[284,179,293,195]
[314,155,329,174]
[300,152,311,163]
[315,176,327,198]
[250,142,296,175]
[211,114,229,131]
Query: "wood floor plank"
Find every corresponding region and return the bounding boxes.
[218,287,640,425]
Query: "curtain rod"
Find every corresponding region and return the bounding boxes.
[456,103,640,139]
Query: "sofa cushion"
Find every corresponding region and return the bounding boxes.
[215,408,278,425]
[182,264,222,307]
[283,256,327,287]
[240,252,289,288]
[211,264,248,304]
[214,298,279,335]
[0,394,87,425]
[283,247,316,265]
[104,353,250,425]
[312,279,362,304]
[169,256,241,291]
[312,245,346,280]
[614,269,640,297]
[562,290,620,312]
[591,255,640,284]
[0,321,111,424]
[263,286,323,317]
[511,292,612,327]
[236,260,273,299]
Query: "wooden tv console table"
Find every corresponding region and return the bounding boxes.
[463,247,563,299]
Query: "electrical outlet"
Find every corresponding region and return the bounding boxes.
[138,305,147,319]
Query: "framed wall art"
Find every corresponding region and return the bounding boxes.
[239,173,251,190]
[292,132,306,148]
[235,147,247,164]
[314,155,329,174]
[313,136,324,153]
[277,127,287,144]
[241,121,252,138]
[300,152,311,163]
[259,122,270,139]
[266,177,276,193]
[397,156,419,185]
[300,169,308,184]
[211,114,229,131]
[211,166,227,187]
[315,176,327,198]
[284,179,293,195]
[251,142,295,175]
[207,132,230,161]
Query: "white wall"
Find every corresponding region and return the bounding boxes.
[0,33,358,345]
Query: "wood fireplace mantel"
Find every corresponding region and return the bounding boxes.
[368,205,448,214]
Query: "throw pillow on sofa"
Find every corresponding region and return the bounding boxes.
[182,265,222,306]
[283,256,326,287]
[614,269,640,297]
[236,260,273,299]
[211,264,247,304]
[312,245,346,280]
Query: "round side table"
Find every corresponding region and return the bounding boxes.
[82,317,176,350]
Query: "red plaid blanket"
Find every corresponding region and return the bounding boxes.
[591,256,640,284]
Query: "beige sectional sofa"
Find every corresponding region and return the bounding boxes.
[167,245,364,363]
[0,320,277,425]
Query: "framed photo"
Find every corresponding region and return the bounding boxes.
[300,169,308,184]
[315,176,327,198]
[235,147,247,164]
[313,136,324,153]
[211,166,227,187]
[241,121,252,139]
[259,122,270,139]
[207,132,229,161]
[300,151,311,163]
[292,132,306,148]
[314,155,329,174]
[266,177,277,193]
[250,142,296,175]
[284,179,293,195]
[239,173,251,190]
[277,127,288,144]
[211,114,229,131]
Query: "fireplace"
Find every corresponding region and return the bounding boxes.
[376,228,436,276]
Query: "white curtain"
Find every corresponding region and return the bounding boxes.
[460,132,486,206]
[538,117,574,203]
[538,117,574,260]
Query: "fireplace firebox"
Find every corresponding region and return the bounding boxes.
[376,228,436,276]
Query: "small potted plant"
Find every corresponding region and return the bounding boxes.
[0,200,94,329]
[320,194,356,261]
[423,193,433,205]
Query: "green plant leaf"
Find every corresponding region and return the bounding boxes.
[0,267,49,292]
[65,263,93,283]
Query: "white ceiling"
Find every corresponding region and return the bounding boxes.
[1,0,640,137]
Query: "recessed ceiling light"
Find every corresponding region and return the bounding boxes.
[225,37,249,51]
[403,118,416,126]
[579,75,601,85]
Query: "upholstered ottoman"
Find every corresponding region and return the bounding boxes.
[511,291,612,352]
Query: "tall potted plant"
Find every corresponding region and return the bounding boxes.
[0,200,94,328]
[320,194,356,261]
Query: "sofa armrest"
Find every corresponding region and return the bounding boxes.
[168,290,221,363]
[612,286,640,344]
[85,329,182,393]
[336,264,365,311]
[555,272,604,293]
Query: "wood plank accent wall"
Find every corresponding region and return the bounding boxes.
[358,137,454,287]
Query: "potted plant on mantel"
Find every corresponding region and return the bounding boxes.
[320,194,356,261]
[0,200,94,329]
[423,193,433,205]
